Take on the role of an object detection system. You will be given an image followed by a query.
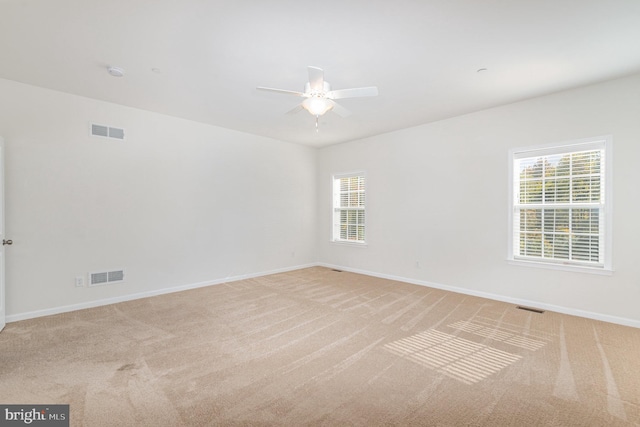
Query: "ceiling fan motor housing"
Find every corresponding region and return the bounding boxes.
[257,66,378,120]
[305,81,331,97]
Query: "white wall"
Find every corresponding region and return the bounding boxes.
[3,72,639,326]
[0,78,317,319]
[317,73,640,326]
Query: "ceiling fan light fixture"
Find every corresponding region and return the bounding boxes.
[257,66,377,122]
[303,97,332,116]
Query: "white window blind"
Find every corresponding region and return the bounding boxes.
[333,173,366,243]
[510,137,611,271]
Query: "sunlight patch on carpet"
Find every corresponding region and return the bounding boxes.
[447,320,548,351]
[384,329,522,384]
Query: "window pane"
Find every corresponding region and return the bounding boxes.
[556,178,570,202]
[347,225,357,240]
[334,174,366,243]
[347,210,356,224]
[543,209,555,232]
[572,151,601,176]
[554,234,570,259]
[512,143,606,267]
[572,209,598,235]
[573,178,591,202]
[545,154,562,177]
[572,235,593,261]
[542,209,569,234]
[589,236,600,262]
[521,209,541,232]
[590,176,601,202]
[544,180,557,202]
[529,160,543,178]
[357,210,365,225]
[543,234,555,257]
[522,233,542,256]
[556,155,571,177]
[556,209,570,231]
[522,180,542,203]
[351,176,359,190]
[572,152,591,175]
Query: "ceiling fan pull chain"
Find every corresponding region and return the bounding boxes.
[315,115,319,132]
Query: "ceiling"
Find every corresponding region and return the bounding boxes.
[1,0,639,147]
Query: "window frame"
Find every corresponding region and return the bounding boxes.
[507,136,613,275]
[331,171,367,246]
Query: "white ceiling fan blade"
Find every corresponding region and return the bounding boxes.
[326,86,379,100]
[286,104,304,115]
[259,68,374,120]
[329,100,352,118]
[307,66,324,92]
[257,86,305,96]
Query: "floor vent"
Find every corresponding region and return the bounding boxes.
[91,123,125,140]
[89,269,125,287]
[516,306,545,314]
[332,269,343,273]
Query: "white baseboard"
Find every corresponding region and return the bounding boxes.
[317,262,640,329]
[8,261,639,329]
[5,263,317,323]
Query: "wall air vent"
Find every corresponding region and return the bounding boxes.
[89,269,125,287]
[90,123,125,140]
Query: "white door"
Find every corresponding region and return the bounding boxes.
[0,136,5,332]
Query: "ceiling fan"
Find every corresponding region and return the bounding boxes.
[257,66,378,124]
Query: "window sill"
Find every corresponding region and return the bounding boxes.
[507,259,613,276]
[331,240,368,248]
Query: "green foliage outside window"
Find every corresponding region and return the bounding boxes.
[517,150,602,263]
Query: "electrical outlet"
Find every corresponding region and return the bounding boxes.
[75,276,84,287]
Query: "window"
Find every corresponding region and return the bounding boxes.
[508,136,612,273]
[333,172,366,244]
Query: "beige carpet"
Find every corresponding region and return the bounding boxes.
[1,266,639,426]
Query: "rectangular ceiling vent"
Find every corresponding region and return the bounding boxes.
[90,123,125,140]
[89,269,125,287]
